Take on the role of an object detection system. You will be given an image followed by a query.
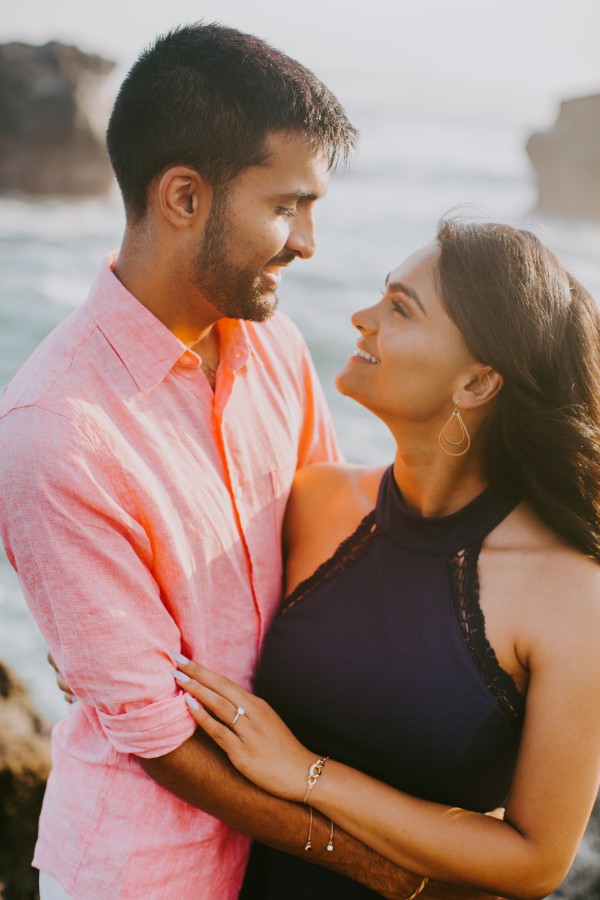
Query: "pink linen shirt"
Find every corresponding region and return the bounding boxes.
[0,257,342,899]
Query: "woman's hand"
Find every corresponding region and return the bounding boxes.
[171,653,315,802]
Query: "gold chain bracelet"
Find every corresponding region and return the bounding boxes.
[303,756,329,803]
[304,808,334,852]
[303,756,334,852]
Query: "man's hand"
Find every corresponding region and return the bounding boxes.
[48,652,76,703]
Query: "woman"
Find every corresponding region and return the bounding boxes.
[172,220,600,900]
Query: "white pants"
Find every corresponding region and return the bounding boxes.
[39,872,73,900]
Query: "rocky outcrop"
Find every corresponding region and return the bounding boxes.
[0,660,51,900]
[0,41,115,196]
[526,93,600,221]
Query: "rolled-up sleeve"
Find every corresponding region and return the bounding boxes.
[0,404,196,758]
[97,694,195,757]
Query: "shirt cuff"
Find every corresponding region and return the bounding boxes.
[97,692,197,758]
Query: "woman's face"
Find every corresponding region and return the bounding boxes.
[335,244,477,430]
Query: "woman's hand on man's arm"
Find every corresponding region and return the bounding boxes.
[139,727,501,900]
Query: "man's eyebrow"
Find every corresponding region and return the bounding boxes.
[273,189,325,202]
[385,277,427,316]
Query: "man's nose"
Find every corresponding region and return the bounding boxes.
[286,211,317,260]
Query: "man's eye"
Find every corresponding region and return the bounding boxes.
[277,206,298,217]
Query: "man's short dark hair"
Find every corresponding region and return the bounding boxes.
[107,22,358,222]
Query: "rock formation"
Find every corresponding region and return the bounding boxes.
[0,660,51,900]
[0,41,115,196]
[526,93,600,221]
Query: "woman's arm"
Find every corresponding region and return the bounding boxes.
[174,572,600,900]
[282,462,385,593]
[48,655,503,900]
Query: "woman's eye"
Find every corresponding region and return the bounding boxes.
[391,299,409,318]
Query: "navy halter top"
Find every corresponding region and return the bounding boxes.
[241,468,524,899]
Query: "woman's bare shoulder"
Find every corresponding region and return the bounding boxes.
[489,501,600,583]
[484,501,600,659]
[521,529,600,695]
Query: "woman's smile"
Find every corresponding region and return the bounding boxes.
[351,346,380,364]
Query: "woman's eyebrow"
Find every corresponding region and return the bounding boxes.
[385,278,427,316]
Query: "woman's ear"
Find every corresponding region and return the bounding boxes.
[156,166,214,228]
[454,365,504,410]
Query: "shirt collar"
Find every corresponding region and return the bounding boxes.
[215,317,252,370]
[86,255,252,394]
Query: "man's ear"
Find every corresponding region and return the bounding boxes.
[156,166,214,228]
[454,365,504,410]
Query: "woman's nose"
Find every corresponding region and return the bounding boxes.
[351,305,378,334]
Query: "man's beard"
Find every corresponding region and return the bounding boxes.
[191,186,279,322]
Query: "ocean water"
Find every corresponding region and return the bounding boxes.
[1,102,599,894]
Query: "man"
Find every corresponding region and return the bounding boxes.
[0,23,497,900]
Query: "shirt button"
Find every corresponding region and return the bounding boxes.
[235,485,243,500]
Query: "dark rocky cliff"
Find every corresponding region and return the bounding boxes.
[0,41,115,196]
[527,93,600,221]
[0,660,51,900]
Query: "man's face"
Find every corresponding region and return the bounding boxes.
[191,132,330,322]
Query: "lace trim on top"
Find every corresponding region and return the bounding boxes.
[448,543,525,727]
[281,511,379,615]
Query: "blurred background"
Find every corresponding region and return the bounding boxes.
[0,2,599,896]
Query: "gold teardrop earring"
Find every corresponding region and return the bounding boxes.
[438,407,471,457]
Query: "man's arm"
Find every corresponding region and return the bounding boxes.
[49,654,497,898]
[139,730,502,900]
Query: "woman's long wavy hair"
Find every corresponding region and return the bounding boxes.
[436,219,600,562]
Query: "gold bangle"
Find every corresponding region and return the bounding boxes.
[406,876,429,899]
